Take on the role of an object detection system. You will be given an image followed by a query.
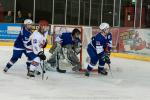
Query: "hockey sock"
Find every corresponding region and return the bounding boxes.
[26,62,31,72]
[87,65,93,71]
[6,61,14,69]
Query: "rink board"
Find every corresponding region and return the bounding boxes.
[1,41,150,63]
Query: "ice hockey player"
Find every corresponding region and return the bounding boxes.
[85,22,112,76]
[47,28,82,72]
[3,19,33,73]
[26,20,48,77]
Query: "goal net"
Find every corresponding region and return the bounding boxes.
[50,25,93,71]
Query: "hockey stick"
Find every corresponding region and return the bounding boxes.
[107,63,113,78]
[56,52,66,73]
[40,48,47,80]
[40,62,45,80]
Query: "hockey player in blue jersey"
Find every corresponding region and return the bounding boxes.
[47,28,82,72]
[3,19,33,73]
[85,23,112,76]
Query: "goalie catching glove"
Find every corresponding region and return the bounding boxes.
[38,51,46,60]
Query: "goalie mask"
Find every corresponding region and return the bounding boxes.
[72,28,80,39]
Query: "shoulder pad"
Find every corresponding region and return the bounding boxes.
[91,36,95,41]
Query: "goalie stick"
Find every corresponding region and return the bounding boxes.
[56,52,66,73]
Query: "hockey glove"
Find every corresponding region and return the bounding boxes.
[103,45,111,56]
[38,51,46,60]
[101,53,111,64]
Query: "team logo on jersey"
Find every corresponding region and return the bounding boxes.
[33,39,37,44]
[96,41,101,45]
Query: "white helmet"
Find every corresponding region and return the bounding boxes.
[99,22,110,31]
[24,19,33,25]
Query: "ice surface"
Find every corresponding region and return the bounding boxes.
[0,46,150,100]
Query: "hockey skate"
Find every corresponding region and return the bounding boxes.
[3,67,9,73]
[27,67,41,76]
[98,68,108,75]
[27,71,35,77]
[35,71,41,75]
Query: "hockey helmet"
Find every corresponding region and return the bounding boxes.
[99,22,110,32]
[39,20,49,27]
[24,19,33,25]
[38,20,49,32]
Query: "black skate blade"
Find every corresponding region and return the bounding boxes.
[57,67,66,73]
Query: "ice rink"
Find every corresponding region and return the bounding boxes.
[0,46,150,100]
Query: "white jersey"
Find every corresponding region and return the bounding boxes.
[29,30,47,54]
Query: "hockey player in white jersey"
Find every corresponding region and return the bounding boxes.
[26,20,48,77]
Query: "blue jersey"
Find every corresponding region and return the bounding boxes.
[14,26,32,50]
[60,32,81,47]
[89,33,107,55]
[14,33,24,49]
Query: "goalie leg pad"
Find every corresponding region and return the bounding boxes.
[67,49,80,66]
[47,56,57,67]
